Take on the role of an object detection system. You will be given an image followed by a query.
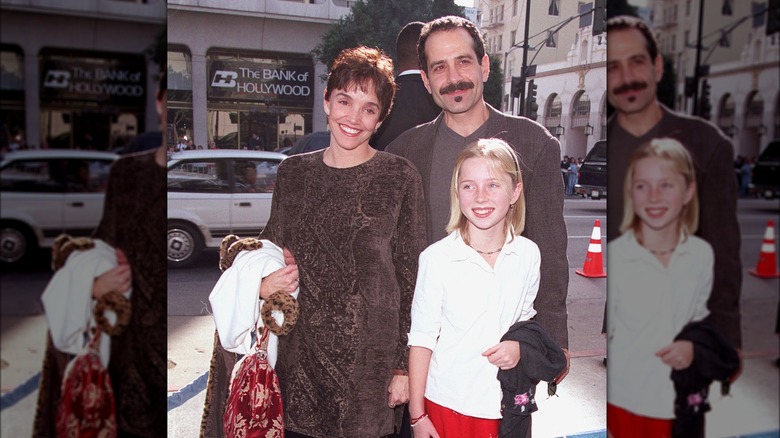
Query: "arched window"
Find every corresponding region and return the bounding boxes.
[717,93,736,136]
[745,91,764,128]
[572,91,591,126]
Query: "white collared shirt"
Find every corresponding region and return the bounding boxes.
[607,230,713,419]
[408,231,540,419]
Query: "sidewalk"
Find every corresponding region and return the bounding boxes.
[164,316,607,438]
[3,284,778,438]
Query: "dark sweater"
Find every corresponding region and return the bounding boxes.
[201,151,427,438]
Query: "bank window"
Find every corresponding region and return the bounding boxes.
[206,49,314,148]
[168,47,192,98]
[1,46,24,91]
[168,46,194,148]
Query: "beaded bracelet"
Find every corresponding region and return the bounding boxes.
[410,413,428,427]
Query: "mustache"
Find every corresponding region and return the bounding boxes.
[613,81,647,95]
[439,80,475,95]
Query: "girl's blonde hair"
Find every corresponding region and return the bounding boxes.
[619,137,699,236]
[446,138,525,243]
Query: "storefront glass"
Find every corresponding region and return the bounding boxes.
[38,48,147,151]
[206,49,314,150]
[167,46,194,148]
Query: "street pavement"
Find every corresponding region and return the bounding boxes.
[2,198,778,437]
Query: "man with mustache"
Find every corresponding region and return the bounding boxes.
[386,14,570,413]
[605,11,743,406]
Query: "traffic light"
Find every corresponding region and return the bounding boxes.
[699,80,712,119]
[526,80,539,121]
[768,0,780,35]
[684,77,696,97]
[593,0,607,36]
[511,76,522,98]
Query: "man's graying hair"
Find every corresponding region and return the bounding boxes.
[417,16,486,74]
[607,15,660,63]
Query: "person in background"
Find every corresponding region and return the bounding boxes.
[372,21,441,151]
[566,156,579,196]
[248,132,265,151]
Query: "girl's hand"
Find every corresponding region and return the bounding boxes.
[92,248,131,299]
[258,264,299,299]
[412,416,440,438]
[482,340,520,370]
[656,340,694,370]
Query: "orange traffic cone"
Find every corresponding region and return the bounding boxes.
[576,219,606,278]
[749,219,779,278]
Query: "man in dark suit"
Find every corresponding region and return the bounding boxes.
[372,21,440,151]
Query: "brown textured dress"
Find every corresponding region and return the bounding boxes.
[33,149,167,437]
[201,150,427,438]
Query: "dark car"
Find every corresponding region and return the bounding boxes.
[289,131,329,155]
[751,140,780,199]
[575,140,607,199]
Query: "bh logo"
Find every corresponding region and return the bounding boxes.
[43,70,71,88]
[212,71,238,88]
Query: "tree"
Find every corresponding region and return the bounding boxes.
[312,0,465,74]
[484,54,503,109]
[606,0,638,19]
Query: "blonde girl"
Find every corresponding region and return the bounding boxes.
[607,138,713,437]
[407,138,541,438]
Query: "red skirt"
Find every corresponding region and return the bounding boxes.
[607,403,672,438]
[425,398,499,438]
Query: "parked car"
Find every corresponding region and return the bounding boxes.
[167,149,287,268]
[751,140,780,199]
[1,149,118,264]
[575,140,607,199]
[289,131,329,155]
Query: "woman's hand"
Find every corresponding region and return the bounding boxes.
[386,375,408,408]
[92,248,131,300]
[482,340,521,370]
[258,264,299,299]
[656,340,694,370]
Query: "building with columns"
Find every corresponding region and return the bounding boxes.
[478,0,607,159]
[167,0,352,150]
[0,0,165,151]
[646,0,779,158]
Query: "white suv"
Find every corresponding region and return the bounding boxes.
[1,150,118,264]
[167,149,287,268]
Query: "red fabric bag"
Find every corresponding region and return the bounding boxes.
[56,328,117,438]
[223,326,284,438]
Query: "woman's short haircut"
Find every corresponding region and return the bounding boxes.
[325,46,396,121]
